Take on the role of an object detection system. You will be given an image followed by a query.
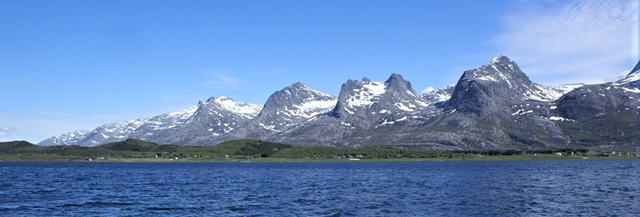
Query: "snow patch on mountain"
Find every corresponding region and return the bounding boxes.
[285,83,338,118]
[296,82,335,98]
[524,84,584,101]
[39,97,257,146]
[41,55,636,148]
[422,85,455,104]
[612,71,640,91]
[552,83,585,94]
[345,80,387,108]
[548,116,576,122]
[146,106,198,130]
[463,56,520,88]
[461,56,583,102]
[38,130,90,146]
[289,100,337,118]
[254,82,337,132]
[206,96,262,118]
[103,119,146,134]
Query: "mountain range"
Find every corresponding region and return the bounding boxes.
[40,56,640,150]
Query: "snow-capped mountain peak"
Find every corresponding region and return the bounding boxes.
[255,82,337,131]
[490,55,510,64]
[455,55,572,102]
[331,73,430,124]
[38,55,640,149]
[200,96,262,118]
[467,55,522,88]
[290,82,335,99]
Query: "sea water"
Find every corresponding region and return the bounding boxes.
[1,160,638,216]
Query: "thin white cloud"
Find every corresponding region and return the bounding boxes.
[493,0,639,85]
[200,68,243,89]
[0,127,17,142]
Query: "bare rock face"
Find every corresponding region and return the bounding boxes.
[447,56,564,116]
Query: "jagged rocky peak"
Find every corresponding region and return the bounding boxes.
[490,55,511,64]
[331,73,429,119]
[264,82,335,107]
[461,55,531,86]
[384,73,414,93]
[379,73,427,106]
[465,55,574,100]
[181,96,264,144]
[451,55,528,96]
[331,76,386,118]
[447,55,557,115]
[337,77,387,105]
[258,82,336,114]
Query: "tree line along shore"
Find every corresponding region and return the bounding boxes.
[1,139,638,162]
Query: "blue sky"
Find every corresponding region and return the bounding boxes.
[1,0,638,143]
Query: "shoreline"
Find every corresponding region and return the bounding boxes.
[2,155,638,163]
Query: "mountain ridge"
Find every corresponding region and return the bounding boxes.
[39,56,640,150]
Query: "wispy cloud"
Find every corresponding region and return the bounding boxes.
[0,127,17,142]
[493,0,639,85]
[200,68,243,89]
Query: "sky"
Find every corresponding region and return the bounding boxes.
[1,0,638,143]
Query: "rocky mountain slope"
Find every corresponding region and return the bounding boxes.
[40,56,640,150]
[551,63,640,147]
[40,97,261,146]
[253,82,337,132]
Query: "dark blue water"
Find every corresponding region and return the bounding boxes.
[1,160,638,216]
